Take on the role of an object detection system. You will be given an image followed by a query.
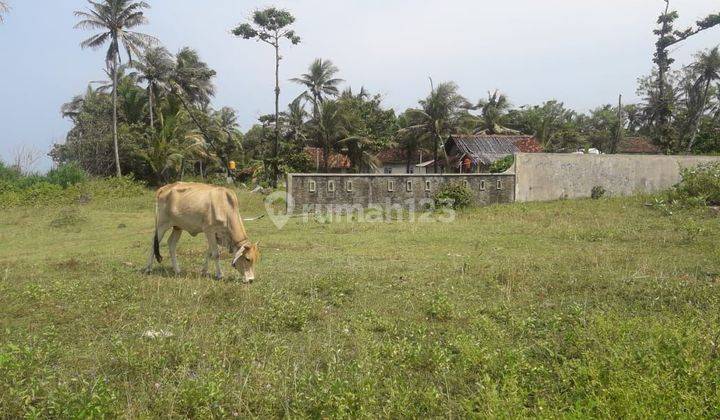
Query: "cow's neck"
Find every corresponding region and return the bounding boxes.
[228,215,250,248]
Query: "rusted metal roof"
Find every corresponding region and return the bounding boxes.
[448,134,542,165]
[616,137,661,154]
[304,147,352,169]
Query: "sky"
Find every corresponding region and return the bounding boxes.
[0,0,718,171]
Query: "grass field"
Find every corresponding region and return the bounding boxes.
[1,187,720,418]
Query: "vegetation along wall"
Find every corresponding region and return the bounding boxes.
[287,174,515,212]
[514,153,720,202]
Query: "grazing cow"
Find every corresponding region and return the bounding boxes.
[144,182,260,282]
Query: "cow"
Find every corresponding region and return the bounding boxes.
[143,182,260,282]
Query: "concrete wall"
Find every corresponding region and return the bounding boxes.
[514,153,720,202]
[287,174,515,213]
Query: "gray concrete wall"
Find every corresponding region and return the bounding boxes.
[514,153,720,202]
[287,174,515,213]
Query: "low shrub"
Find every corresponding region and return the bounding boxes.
[434,181,473,209]
[591,185,606,199]
[46,163,86,188]
[666,162,720,207]
[489,155,515,173]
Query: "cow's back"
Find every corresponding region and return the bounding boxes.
[156,183,239,235]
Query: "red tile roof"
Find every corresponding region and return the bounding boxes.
[304,147,352,170]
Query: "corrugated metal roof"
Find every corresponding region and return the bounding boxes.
[449,135,541,165]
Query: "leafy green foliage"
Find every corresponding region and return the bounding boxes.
[489,155,514,173]
[434,181,473,209]
[591,185,606,199]
[666,162,720,206]
[46,163,87,188]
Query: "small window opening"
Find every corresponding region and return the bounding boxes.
[328,180,336,192]
[406,180,413,192]
[425,180,431,191]
[346,181,353,192]
[387,180,395,192]
[496,180,503,190]
[309,180,316,192]
[480,180,486,191]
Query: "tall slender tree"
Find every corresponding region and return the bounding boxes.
[685,47,720,152]
[74,0,155,177]
[651,0,720,146]
[130,46,174,129]
[403,81,467,173]
[232,8,300,187]
[291,58,344,115]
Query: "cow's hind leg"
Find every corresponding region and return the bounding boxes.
[144,224,170,273]
[168,228,182,275]
[204,231,223,280]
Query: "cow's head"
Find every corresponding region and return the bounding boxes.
[231,241,260,283]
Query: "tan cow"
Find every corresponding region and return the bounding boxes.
[144,182,260,282]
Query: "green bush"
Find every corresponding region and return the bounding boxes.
[489,155,515,173]
[666,163,720,206]
[434,181,473,209]
[46,164,87,188]
[591,185,606,199]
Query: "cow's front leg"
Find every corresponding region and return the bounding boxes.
[168,228,182,275]
[204,232,223,280]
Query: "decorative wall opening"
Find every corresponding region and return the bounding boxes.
[328,180,336,192]
[406,180,413,192]
[425,181,431,191]
[346,181,353,192]
[387,180,395,192]
[496,180,502,190]
[309,180,316,193]
[480,180,486,191]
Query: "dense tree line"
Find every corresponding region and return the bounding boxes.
[38,1,720,184]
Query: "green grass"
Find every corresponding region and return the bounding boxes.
[1,188,720,418]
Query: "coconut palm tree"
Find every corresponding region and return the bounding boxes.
[75,0,155,177]
[0,2,10,23]
[338,136,379,173]
[686,47,720,152]
[130,46,174,129]
[282,97,309,151]
[309,100,351,173]
[474,90,520,135]
[138,111,206,184]
[402,81,468,173]
[291,59,344,115]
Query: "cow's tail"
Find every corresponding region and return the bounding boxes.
[152,202,162,263]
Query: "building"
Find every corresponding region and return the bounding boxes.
[615,137,661,154]
[443,134,542,173]
[304,147,352,173]
[375,148,428,174]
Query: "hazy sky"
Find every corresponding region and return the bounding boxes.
[0,0,718,170]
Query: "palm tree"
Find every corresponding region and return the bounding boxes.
[686,47,720,152]
[0,2,10,23]
[403,81,467,173]
[130,46,174,129]
[282,97,309,151]
[338,136,380,173]
[291,59,344,116]
[138,111,206,184]
[309,100,351,173]
[75,0,155,177]
[474,90,520,135]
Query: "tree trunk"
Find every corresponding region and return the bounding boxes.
[148,85,155,129]
[112,56,122,177]
[433,139,438,174]
[272,41,281,188]
[406,146,412,174]
[323,142,330,173]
